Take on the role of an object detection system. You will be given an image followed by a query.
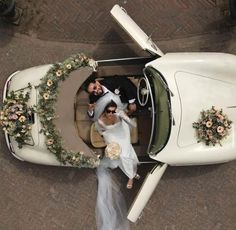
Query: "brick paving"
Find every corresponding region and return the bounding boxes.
[1,1,236,230]
[0,0,232,43]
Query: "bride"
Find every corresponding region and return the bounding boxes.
[93,93,139,230]
[95,99,139,189]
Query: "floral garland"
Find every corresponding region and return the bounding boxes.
[36,53,99,168]
[193,106,232,146]
[0,86,35,148]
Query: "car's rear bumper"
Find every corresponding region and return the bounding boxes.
[2,70,24,161]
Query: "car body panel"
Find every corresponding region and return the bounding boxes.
[127,163,168,222]
[145,53,236,165]
[109,4,236,221]
[7,64,52,93]
[110,4,164,57]
[3,65,65,166]
[3,65,100,166]
[2,4,236,224]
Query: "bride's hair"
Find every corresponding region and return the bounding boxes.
[104,100,117,113]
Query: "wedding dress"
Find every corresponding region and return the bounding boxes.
[96,110,139,179]
[95,110,138,230]
[96,166,130,230]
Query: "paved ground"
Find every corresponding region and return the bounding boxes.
[1,0,232,43]
[1,0,236,230]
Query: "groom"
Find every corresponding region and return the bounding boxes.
[84,75,137,118]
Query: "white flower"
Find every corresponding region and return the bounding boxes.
[43,93,49,100]
[88,59,98,71]
[47,79,53,87]
[56,69,63,77]
[217,126,224,133]
[114,89,120,95]
[47,139,54,145]
[66,64,72,69]
[206,121,212,128]
[19,116,26,122]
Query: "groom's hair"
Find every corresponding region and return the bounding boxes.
[82,72,97,93]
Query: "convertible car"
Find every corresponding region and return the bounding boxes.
[1,4,236,222]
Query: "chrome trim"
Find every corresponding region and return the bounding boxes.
[142,68,155,154]
[3,70,20,100]
[97,56,152,63]
[2,70,25,161]
[4,132,24,161]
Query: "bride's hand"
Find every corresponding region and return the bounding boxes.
[116,109,137,128]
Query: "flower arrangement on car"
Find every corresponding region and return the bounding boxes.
[0,87,35,148]
[36,53,99,168]
[193,106,232,146]
[0,53,99,168]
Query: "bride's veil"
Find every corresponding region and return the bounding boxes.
[96,165,130,230]
[94,91,130,229]
[92,92,125,121]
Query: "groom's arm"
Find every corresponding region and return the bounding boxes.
[87,94,97,118]
[87,103,95,118]
[104,77,137,102]
[102,77,137,113]
[120,78,137,113]
[118,77,137,102]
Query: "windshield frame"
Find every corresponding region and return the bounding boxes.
[144,66,172,155]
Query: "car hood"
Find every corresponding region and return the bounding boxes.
[175,71,236,147]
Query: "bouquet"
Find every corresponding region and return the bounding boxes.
[0,90,34,148]
[193,106,232,146]
[105,142,121,160]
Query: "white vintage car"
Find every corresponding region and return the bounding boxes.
[1,4,236,222]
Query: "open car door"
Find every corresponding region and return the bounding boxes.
[110,4,164,57]
[128,163,168,222]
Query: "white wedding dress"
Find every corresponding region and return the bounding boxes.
[96,110,139,179]
[93,92,138,230]
[95,110,139,230]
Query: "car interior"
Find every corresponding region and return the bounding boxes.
[53,58,171,161]
[75,60,154,159]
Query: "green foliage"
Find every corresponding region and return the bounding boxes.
[1,53,99,168]
[36,53,99,168]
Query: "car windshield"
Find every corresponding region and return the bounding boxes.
[144,66,172,155]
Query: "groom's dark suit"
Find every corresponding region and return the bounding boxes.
[89,76,137,104]
[87,76,137,118]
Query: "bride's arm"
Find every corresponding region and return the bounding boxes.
[95,119,107,134]
[116,110,137,128]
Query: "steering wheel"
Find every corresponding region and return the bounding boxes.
[137,77,150,106]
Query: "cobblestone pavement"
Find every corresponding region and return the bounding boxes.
[0,0,232,43]
[1,0,236,230]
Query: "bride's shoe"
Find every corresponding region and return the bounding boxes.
[126,179,133,189]
[134,174,140,180]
